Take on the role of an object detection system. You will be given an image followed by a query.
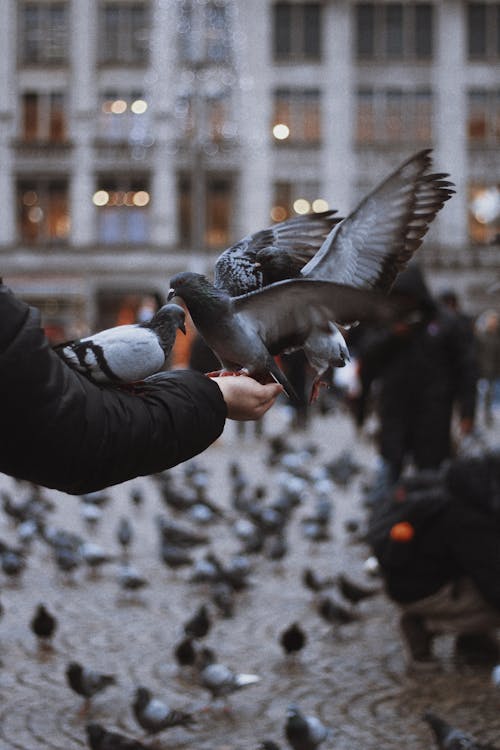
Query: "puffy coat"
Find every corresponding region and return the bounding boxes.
[0,283,227,494]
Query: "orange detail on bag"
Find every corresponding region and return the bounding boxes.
[389,521,414,542]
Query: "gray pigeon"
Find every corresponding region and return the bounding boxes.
[423,711,498,750]
[86,722,149,750]
[209,149,454,398]
[284,705,331,750]
[65,661,116,708]
[132,686,195,734]
[54,303,186,384]
[200,661,260,700]
[167,272,401,399]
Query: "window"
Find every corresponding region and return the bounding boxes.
[19,2,68,64]
[175,91,234,143]
[18,179,70,244]
[468,90,500,145]
[99,3,149,64]
[178,173,232,249]
[467,3,500,59]
[469,184,500,244]
[93,178,151,243]
[272,88,321,145]
[21,92,67,142]
[178,1,232,64]
[355,87,433,145]
[98,92,150,143]
[273,2,322,61]
[355,3,433,61]
[271,180,327,222]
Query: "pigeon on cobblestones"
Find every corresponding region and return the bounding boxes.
[30,603,57,647]
[116,517,133,558]
[280,622,307,656]
[200,661,260,701]
[66,661,116,708]
[174,636,197,668]
[117,563,149,593]
[284,705,331,750]
[336,573,380,605]
[317,595,359,626]
[183,603,211,639]
[423,711,499,749]
[86,723,150,750]
[132,687,195,734]
[302,568,335,593]
[54,303,186,384]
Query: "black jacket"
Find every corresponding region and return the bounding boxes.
[0,284,227,495]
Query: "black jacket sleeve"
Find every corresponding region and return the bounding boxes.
[0,284,227,495]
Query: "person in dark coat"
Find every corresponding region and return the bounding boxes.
[369,453,500,669]
[476,309,500,426]
[355,263,478,486]
[0,280,282,495]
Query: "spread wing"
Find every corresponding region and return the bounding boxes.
[302,149,454,292]
[233,279,399,356]
[214,210,342,296]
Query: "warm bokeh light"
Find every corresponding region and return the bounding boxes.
[270,205,288,222]
[470,187,500,224]
[110,99,128,114]
[272,123,290,140]
[92,190,109,206]
[133,190,150,207]
[293,198,310,215]
[28,206,44,223]
[22,190,38,206]
[312,198,329,213]
[131,99,148,114]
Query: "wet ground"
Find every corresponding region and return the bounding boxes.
[0,402,499,750]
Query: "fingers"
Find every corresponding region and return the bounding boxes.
[212,375,283,421]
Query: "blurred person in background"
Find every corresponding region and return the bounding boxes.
[353,263,478,503]
[475,309,500,427]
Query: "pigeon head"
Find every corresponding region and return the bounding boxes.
[168,272,231,325]
[150,303,186,337]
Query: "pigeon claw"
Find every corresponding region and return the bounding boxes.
[309,378,328,404]
[206,369,250,378]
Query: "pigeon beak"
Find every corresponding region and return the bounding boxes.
[179,321,186,335]
[167,288,176,302]
[253,262,261,269]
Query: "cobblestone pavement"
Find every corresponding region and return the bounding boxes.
[0,404,499,750]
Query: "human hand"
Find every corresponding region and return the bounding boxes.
[459,417,474,436]
[211,375,283,421]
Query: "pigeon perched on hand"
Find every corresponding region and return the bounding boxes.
[54,303,186,384]
[423,711,498,750]
[86,722,150,750]
[65,661,116,708]
[284,705,331,750]
[132,686,195,734]
[198,149,454,400]
[168,272,401,400]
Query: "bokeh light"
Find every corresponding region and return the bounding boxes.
[312,198,329,213]
[272,123,290,140]
[293,198,310,215]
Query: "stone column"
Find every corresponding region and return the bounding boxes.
[321,0,355,215]
[69,0,98,247]
[0,0,17,246]
[433,0,468,248]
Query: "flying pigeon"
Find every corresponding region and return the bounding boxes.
[86,722,150,750]
[132,686,194,734]
[284,705,331,750]
[54,303,186,384]
[195,149,454,399]
[423,711,498,750]
[167,272,402,400]
[65,661,116,709]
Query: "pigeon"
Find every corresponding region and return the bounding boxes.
[1,548,26,580]
[117,563,149,593]
[30,603,57,646]
[317,595,359,626]
[80,541,115,573]
[202,149,454,400]
[302,568,335,593]
[174,637,197,668]
[54,303,186,384]
[159,542,193,570]
[280,622,306,656]
[214,210,343,297]
[132,686,195,734]
[167,271,401,400]
[116,517,133,556]
[200,661,260,700]
[423,711,498,750]
[284,705,331,750]
[86,723,150,750]
[259,743,282,750]
[183,604,211,639]
[337,573,379,605]
[66,661,116,708]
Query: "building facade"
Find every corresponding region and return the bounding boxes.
[0,0,499,336]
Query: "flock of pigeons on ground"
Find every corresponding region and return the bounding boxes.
[0,429,499,749]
